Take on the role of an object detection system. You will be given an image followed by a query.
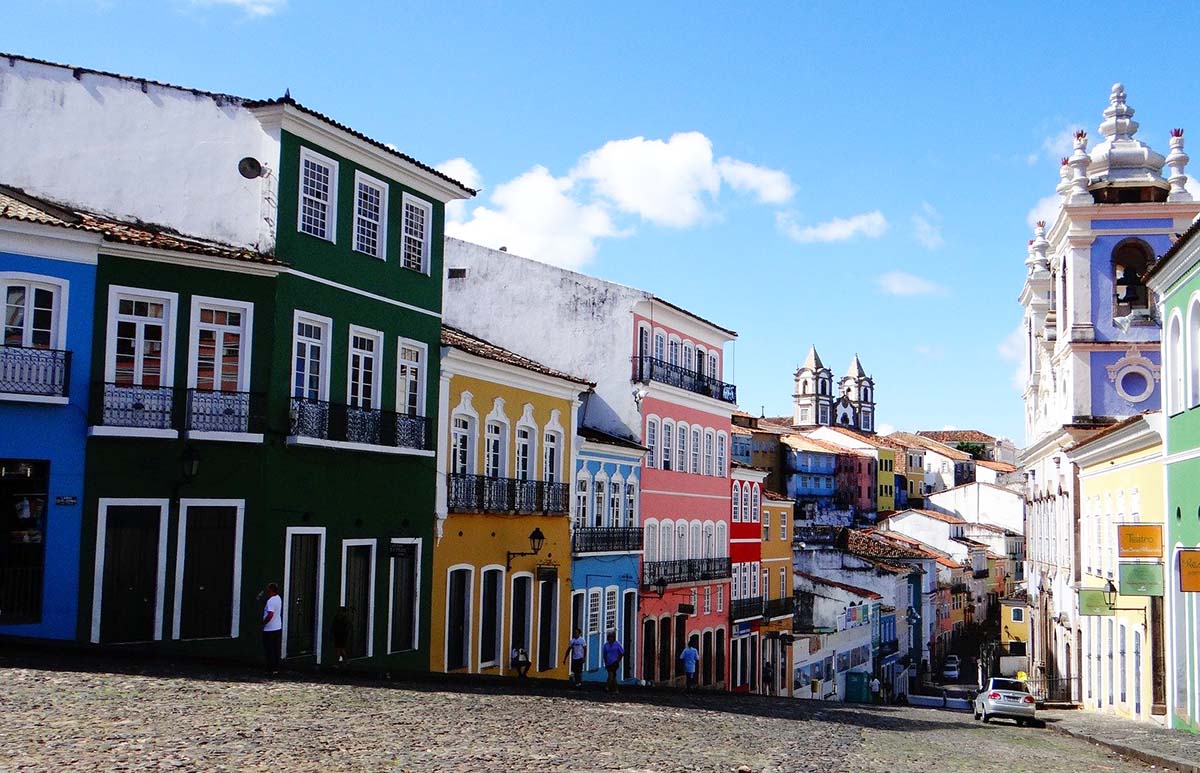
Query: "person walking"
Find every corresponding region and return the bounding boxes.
[331,606,351,664]
[762,660,775,695]
[563,627,586,688]
[870,675,882,704]
[510,645,532,678]
[262,582,282,675]
[601,631,624,692]
[680,639,700,691]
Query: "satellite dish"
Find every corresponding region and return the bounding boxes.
[238,157,264,180]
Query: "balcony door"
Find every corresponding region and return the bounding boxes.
[96,501,167,644]
[3,279,58,349]
[187,300,251,433]
[105,289,176,428]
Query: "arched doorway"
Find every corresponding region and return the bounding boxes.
[702,631,714,686]
[642,619,656,682]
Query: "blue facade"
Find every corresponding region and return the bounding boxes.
[731,433,751,466]
[572,447,641,683]
[893,473,908,510]
[1,248,96,640]
[783,446,837,516]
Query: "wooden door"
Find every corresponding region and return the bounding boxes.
[179,506,236,640]
[343,545,371,658]
[286,533,320,657]
[100,506,160,643]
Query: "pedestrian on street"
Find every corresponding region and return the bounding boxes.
[870,676,882,704]
[679,640,700,691]
[601,631,624,692]
[563,627,586,688]
[332,606,351,664]
[762,660,774,695]
[262,582,282,675]
[510,645,532,678]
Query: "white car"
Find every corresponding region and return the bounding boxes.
[974,677,1037,726]
[942,655,961,682]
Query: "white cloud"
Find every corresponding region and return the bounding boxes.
[435,157,484,223]
[1026,194,1060,230]
[877,422,897,436]
[444,166,623,270]
[1029,124,1086,166]
[876,270,946,297]
[777,210,888,244]
[912,202,944,249]
[997,324,1026,392]
[1186,176,1200,200]
[715,157,795,204]
[188,0,285,16]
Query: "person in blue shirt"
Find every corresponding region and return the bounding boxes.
[680,640,700,691]
[601,631,625,693]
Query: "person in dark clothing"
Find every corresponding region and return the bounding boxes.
[332,606,352,663]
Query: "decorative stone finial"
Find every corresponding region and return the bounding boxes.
[1056,157,1072,199]
[1088,83,1167,189]
[1068,130,1093,205]
[1100,83,1139,141]
[1167,128,1192,202]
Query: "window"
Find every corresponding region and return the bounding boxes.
[452,416,473,475]
[401,194,432,273]
[1011,607,1024,623]
[689,588,698,614]
[3,278,61,349]
[109,289,176,388]
[653,332,665,361]
[741,485,751,524]
[691,428,701,473]
[609,481,621,525]
[717,585,724,612]
[485,422,505,477]
[676,424,688,473]
[704,431,714,475]
[397,340,426,417]
[780,512,787,541]
[605,588,618,633]
[588,589,601,635]
[644,521,658,562]
[732,482,742,522]
[387,539,419,653]
[593,477,606,527]
[480,568,503,668]
[1190,299,1200,408]
[348,328,382,409]
[291,312,330,400]
[574,477,589,526]
[299,148,337,241]
[779,567,787,599]
[717,433,727,476]
[819,405,829,424]
[683,344,694,372]
[799,407,810,423]
[662,420,674,471]
[708,352,718,378]
[625,482,638,526]
[353,172,388,258]
[704,586,712,614]
[515,428,533,480]
[762,508,770,541]
[543,432,560,483]
[1112,239,1151,316]
[189,298,250,395]
[646,419,659,468]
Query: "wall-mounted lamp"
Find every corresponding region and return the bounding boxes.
[506,527,546,570]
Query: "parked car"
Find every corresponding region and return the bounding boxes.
[942,655,961,682]
[974,677,1036,726]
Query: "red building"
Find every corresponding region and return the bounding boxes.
[636,301,736,689]
[729,465,767,691]
[835,450,876,516]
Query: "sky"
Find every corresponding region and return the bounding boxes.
[10,1,1200,444]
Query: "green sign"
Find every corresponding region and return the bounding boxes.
[1119,563,1164,597]
[1079,589,1114,616]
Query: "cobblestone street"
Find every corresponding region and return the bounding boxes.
[0,657,1149,773]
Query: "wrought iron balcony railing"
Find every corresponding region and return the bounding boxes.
[91,382,175,430]
[730,595,764,621]
[764,596,796,619]
[185,389,266,434]
[289,397,429,450]
[447,473,569,514]
[572,526,643,554]
[642,557,732,586]
[630,355,736,403]
[793,525,840,545]
[0,346,70,397]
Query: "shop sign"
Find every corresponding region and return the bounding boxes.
[1180,550,1200,593]
[1117,524,1162,559]
[1079,589,1114,616]
[1118,562,1163,597]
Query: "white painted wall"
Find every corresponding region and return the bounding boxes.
[0,58,278,249]
[879,513,965,560]
[926,482,1025,534]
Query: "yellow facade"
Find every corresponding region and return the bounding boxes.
[876,448,896,512]
[1074,427,1164,721]
[760,495,795,696]
[431,346,583,679]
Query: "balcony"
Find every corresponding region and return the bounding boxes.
[731,595,764,622]
[973,568,990,579]
[289,397,429,452]
[0,346,70,399]
[185,389,266,437]
[642,557,732,586]
[631,355,736,404]
[793,525,839,546]
[91,382,175,432]
[447,473,569,514]
[572,526,643,554]
[764,596,796,619]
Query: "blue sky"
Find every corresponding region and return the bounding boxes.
[11,1,1200,443]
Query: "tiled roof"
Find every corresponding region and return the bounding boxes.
[966,522,1020,536]
[782,434,845,455]
[878,508,965,525]
[1064,411,1159,455]
[0,185,281,265]
[951,536,989,549]
[649,295,737,337]
[578,425,646,451]
[887,431,974,461]
[762,489,793,503]
[976,460,1017,472]
[1146,215,1200,285]
[441,325,594,386]
[918,430,996,445]
[731,425,753,436]
[840,528,931,561]
[795,571,882,600]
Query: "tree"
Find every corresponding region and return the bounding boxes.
[955,442,989,461]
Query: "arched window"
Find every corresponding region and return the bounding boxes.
[690,521,701,559]
[704,430,715,475]
[682,343,694,373]
[1112,239,1152,316]
[703,522,715,558]
[653,330,666,361]
[1189,299,1200,408]
[715,522,728,557]
[676,522,688,559]
[1169,312,1184,413]
[668,335,681,366]
[751,484,761,523]
[662,419,675,471]
[644,520,659,562]
[696,347,707,375]
[646,417,659,468]
[691,428,701,473]
[625,480,638,526]
[802,380,809,395]
[708,352,718,378]
[574,472,589,528]
[660,519,674,562]
[741,484,751,521]
[677,422,689,472]
[732,482,742,522]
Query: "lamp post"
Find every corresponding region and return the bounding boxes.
[651,576,668,598]
[1102,579,1148,625]
[506,527,546,570]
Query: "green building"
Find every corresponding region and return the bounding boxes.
[1146,216,1200,733]
[68,89,472,671]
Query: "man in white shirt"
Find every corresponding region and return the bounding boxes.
[262,583,282,674]
[562,628,586,688]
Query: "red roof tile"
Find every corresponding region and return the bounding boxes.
[795,572,882,600]
[917,430,997,444]
[441,325,594,386]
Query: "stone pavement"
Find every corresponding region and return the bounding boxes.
[0,653,1154,772]
[1042,709,1200,772]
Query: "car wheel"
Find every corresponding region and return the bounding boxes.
[981,713,990,723]
[1015,718,1026,727]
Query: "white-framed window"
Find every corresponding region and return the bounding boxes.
[732,482,742,522]
[593,474,607,527]
[574,475,589,527]
[689,588,698,615]
[662,419,675,471]
[609,480,621,525]
[646,418,659,468]
[401,193,433,273]
[485,421,506,477]
[683,344,694,372]
[644,520,659,562]
[452,415,474,474]
[704,430,715,475]
[353,171,388,258]
[704,586,712,614]
[605,587,618,633]
[397,339,427,417]
[717,585,724,613]
[291,311,332,401]
[515,427,533,480]
[717,432,727,476]
[588,589,601,635]
[653,331,665,361]
[347,326,383,409]
[691,428,701,473]
[780,511,787,541]
[3,275,65,350]
[708,352,718,378]
[751,485,761,522]
[188,297,252,394]
[543,432,561,484]
[779,567,787,599]
[625,481,637,526]
[716,521,727,557]
[741,485,751,524]
[762,507,770,541]
[668,336,681,366]
[106,286,178,388]
[676,423,688,473]
[299,147,338,242]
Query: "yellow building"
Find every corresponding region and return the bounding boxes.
[1065,413,1166,722]
[875,447,896,513]
[1000,594,1031,659]
[431,325,590,678]
[760,490,796,696]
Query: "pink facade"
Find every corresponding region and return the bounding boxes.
[729,474,764,692]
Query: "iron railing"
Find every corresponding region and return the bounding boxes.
[793,525,840,545]
[642,557,732,586]
[185,389,266,434]
[289,397,429,450]
[91,382,175,430]
[1026,676,1081,704]
[764,596,796,619]
[572,526,643,554]
[731,596,764,621]
[0,346,70,397]
[631,355,736,403]
[974,568,990,579]
[447,473,569,514]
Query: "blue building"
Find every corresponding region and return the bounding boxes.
[782,435,838,518]
[893,473,908,510]
[1,188,100,640]
[570,426,645,684]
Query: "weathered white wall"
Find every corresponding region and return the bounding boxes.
[0,58,278,249]
[881,514,965,560]
[927,482,1024,534]
[442,237,650,438]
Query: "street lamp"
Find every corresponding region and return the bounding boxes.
[506,527,546,570]
[1102,579,1148,625]
[651,576,668,598]
[180,445,200,482]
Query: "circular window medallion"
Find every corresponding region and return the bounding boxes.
[1115,365,1155,403]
